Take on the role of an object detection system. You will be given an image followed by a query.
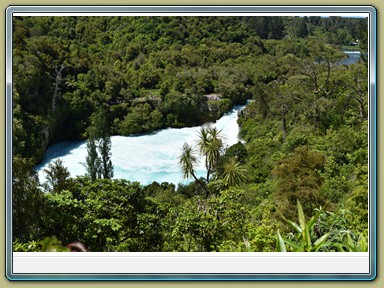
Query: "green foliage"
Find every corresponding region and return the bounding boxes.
[178,143,205,194]
[178,126,248,195]
[81,179,163,251]
[40,236,71,252]
[13,16,369,253]
[85,137,100,181]
[313,208,367,252]
[43,158,70,193]
[344,183,368,234]
[163,188,249,252]
[85,108,114,180]
[42,178,165,252]
[117,104,164,135]
[219,157,247,186]
[277,200,330,252]
[13,239,41,252]
[277,201,369,252]
[334,233,368,252]
[98,135,114,179]
[272,146,326,217]
[12,157,46,241]
[243,200,278,252]
[222,141,248,164]
[13,16,367,166]
[196,125,225,182]
[13,236,70,252]
[207,99,232,119]
[281,124,314,153]
[43,190,85,245]
[296,17,309,38]
[243,17,285,40]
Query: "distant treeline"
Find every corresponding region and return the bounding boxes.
[13,16,367,164]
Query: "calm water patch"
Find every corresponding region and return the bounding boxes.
[339,50,362,65]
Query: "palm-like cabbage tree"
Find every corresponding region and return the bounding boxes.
[196,126,225,182]
[178,143,206,192]
[220,157,247,186]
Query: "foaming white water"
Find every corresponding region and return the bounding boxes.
[343,50,361,55]
[35,104,246,186]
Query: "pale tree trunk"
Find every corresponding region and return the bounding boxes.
[51,64,65,113]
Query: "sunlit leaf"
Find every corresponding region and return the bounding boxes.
[312,233,330,252]
[276,230,286,252]
[297,199,306,233]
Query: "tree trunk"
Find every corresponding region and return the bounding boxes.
[206,159,211,183]
[51,64,65,113]
[192,173,208,197]
[281,108,287,143]
[359,101,365,122]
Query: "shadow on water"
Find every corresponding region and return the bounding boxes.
[123,129,166,138]
[35,141,85,169]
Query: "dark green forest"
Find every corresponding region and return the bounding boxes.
[12,16,369,252]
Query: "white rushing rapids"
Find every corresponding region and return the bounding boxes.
[35,104,247,186]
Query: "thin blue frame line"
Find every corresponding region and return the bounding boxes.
[371,6,377,280]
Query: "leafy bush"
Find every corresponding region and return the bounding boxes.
[276,200,329,252]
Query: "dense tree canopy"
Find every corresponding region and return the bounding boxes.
[12,16,369,252]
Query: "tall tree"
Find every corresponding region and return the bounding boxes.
[297,17,309,38]
[178,143,206,193]
[272,146,325,217]
[196,126,225,182]
[85,136,101,181]
[269,17,285,40]
[346,63,368,122]
[85,107,114,180]
[98,135,114,179]
[293,39,345,129]
[43,158,70,193]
